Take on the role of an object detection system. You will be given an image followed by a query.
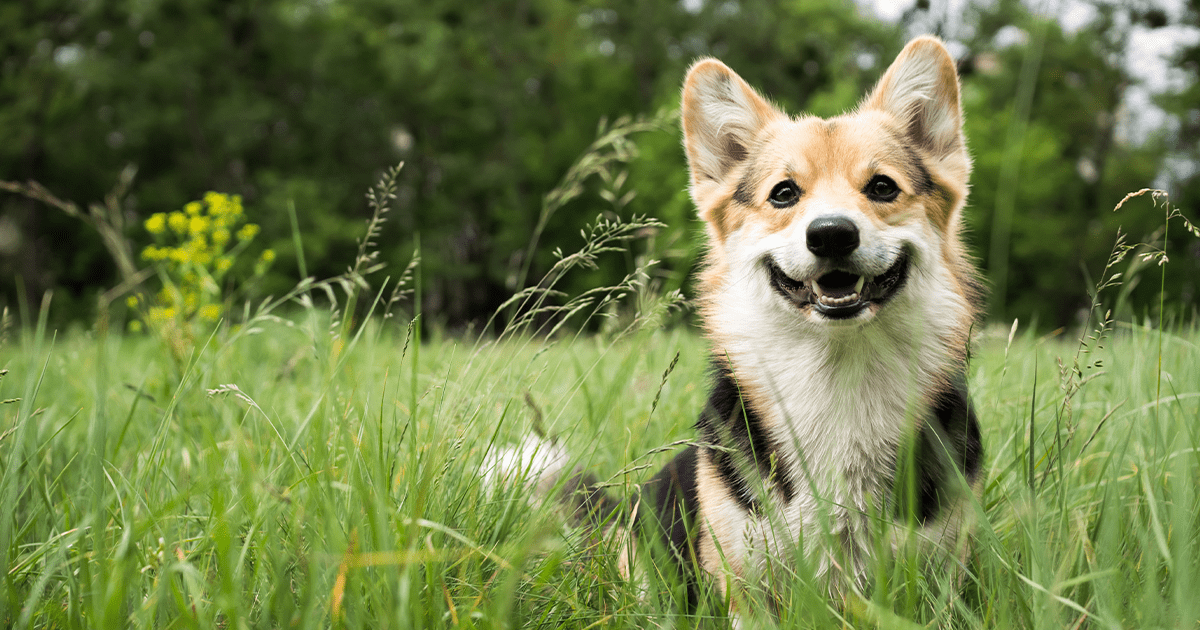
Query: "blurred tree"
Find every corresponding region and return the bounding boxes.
[0,0,1194,329]
[928,0,1183,325]
[1157,0,1200,316]
[0,0,893,328]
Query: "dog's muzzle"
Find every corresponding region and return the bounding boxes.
[765,251,911,319]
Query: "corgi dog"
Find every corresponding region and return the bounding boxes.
[488,35,983,609]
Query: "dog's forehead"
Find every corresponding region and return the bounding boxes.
[757,112,904,175]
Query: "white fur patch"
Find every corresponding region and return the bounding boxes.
[480,436,570,499]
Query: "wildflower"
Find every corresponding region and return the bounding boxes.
[237,223,260,241]
[186,237,211,264]
[188,215,211,236]
[136,191,260,340]
[168,212,188,234]
[148,306,176,323]
[128,320,143,332]
[199,304,222,321]
[145,213,167,234]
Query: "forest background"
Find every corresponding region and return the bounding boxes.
[3,0,1200,331]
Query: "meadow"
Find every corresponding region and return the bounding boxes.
[1,287,1198,628]
[3,154,1199,630]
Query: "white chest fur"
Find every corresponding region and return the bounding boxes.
[701,255,969,585]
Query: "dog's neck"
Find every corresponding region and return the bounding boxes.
[705,267,969,495]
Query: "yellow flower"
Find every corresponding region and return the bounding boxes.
[204,191,243,219]
[199,304,222,321]
[237,223,260,241]
[126,295,139,308]
[188,215,211,236]
[168,212,188,234]
[148,306,176,323]
[215,257,233,272]
[144,213,167,234]
[184,201,203,216]
[260,249,276,263]
[128,320,143,333]
[212,228,231,246]
[144,245,175,262]
[186,236,211,264]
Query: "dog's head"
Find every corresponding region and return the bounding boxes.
[682,37,976,334]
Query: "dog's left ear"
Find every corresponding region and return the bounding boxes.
[864,37,964,160]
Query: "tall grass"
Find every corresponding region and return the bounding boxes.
[2,282,1199,628]
[2,132,1199,630]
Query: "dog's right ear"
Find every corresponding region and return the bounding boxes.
[681,59,780,187]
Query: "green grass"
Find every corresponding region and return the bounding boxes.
[1,305,1198,628]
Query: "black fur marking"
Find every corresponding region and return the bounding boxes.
[901,145,936,196]
[896,372,982,524]
[641,446,703,607]
[561,470,628,525]
[696,362,796,513]
[645,446,701,560]
[732,176,756,206]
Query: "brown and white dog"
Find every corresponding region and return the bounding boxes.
[488,35,983,610]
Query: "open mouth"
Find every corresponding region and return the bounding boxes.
[765,251,911,319]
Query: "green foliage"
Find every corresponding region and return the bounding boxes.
[955,3,1195,325]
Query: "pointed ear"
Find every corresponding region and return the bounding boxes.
[681,59,780,185]
[864,37,965,159]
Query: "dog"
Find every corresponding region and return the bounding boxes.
[486,35,983,612]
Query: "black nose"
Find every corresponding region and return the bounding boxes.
[806,216,860,258]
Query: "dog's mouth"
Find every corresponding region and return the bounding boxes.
[765,251,911,319]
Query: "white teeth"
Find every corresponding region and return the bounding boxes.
[820,294,859,306]
[809,275,867,307]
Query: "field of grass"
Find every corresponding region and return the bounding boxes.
[1,294,1198,629]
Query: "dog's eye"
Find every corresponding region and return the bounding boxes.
[768,180,801,208]
[865,175,900,202]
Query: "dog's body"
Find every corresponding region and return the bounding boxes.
[491,36,983,607]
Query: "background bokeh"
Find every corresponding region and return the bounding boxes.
[3,0,1199,330]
